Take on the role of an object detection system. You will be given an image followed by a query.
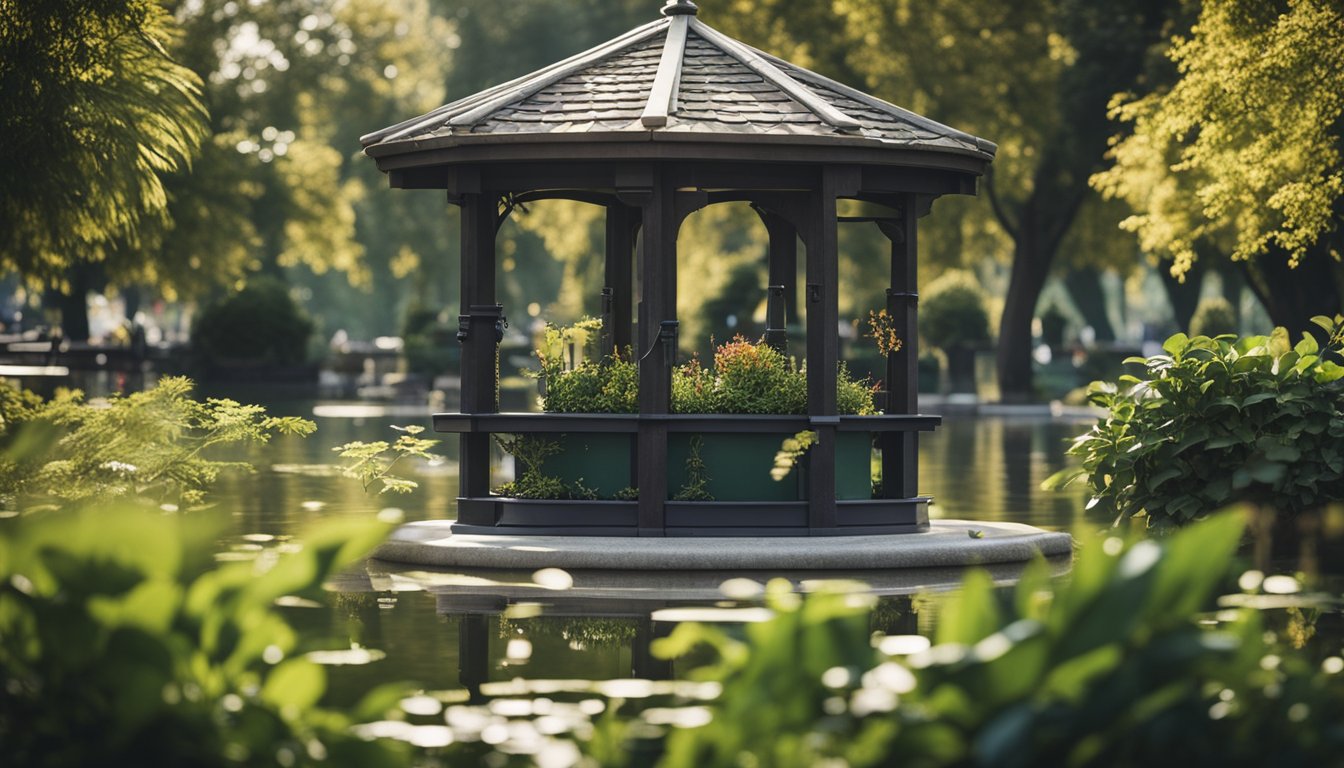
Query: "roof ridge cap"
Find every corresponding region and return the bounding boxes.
[687,18,862,133]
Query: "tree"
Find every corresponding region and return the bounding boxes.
[0,0,207,292]
[158,0,456,339]
[1093,0,1344,334]
[710,0,1173,401]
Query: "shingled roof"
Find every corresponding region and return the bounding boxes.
[361,0,996,164]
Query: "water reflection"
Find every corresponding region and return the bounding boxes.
[214,401,1343,736]
[318,556,1071,705]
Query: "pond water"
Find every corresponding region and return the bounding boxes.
[208,398,1344,734]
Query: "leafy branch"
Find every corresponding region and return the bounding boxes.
[0,376,315,509]
[334,425,440,495]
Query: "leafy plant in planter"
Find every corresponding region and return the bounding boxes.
[671,335,876,416]
[533,317,637,413]
[1044,316,1344,527]
[497,325,880,502]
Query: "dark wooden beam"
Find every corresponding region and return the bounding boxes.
[879,194,920,499]
[456,192,500,522]
[806,169,843,530]
[634,171,679,536]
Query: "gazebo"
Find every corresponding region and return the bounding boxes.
[361,0,997,538]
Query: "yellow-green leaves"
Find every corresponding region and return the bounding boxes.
[335,424,439,495]
[1094,0,1344,276]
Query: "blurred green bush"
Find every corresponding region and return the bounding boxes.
[192,277,314,368]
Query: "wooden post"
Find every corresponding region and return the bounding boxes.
[805,171,842,530]
[879,195,920,499]
[456,191,500,523]
[631,177,677,536]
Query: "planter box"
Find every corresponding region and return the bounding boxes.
[537,433,633,498]
[536,430,871,502]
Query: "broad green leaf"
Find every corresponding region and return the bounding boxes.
[261,658,326,711]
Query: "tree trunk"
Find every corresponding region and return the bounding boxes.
[1157,257,1206,332]
[44,262,101,342]
[1063,268,1115,342]
[996,224,1050,402]
[1242,244,1343,339]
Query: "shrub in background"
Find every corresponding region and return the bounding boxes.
[1045,317,1344,527]
[920,269,991,351]
[921,270,990,394]
[192,276,314,367]
[1190,296,1239,338]
[400,306,457,379]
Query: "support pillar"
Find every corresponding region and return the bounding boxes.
[878,195,921,501]
[632,178,678,535]
[805,171,843,530]
[456,191,501,524]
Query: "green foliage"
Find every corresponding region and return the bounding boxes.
[0,504,408,768]
[648,580,880,768]
[498,616,638,649]
[491,434,599,500]
[921,269,992,351]
[1094,0,1344,278]
[334,425,439,495]
[1045,318,1344,526]
[541,354,640,414]
[672,435,714,502]
[535,318,639,413]
[537,326,876,416]
[1190,296,1238,338]
[0,0,208,286]
[672,336,875,415]
[192,277,315,367]
[770,430,817,482]
[607,513,1344,767]
[837,363,878,416]
[400,307,456,378]
[0,377,315,508]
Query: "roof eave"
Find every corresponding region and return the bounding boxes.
[363,130,994,173]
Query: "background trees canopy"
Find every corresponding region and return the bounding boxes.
[1093,0,1344,336]
[0,0,207,332]
[7,0,1340,397]
[708,0,1174,400]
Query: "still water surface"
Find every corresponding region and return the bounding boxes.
[208,402,1339,718]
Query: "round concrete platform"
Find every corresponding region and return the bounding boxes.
[373,519,1073,570]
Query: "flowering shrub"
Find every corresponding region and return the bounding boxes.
[671,336,875,415]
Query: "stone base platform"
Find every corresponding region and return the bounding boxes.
[373,519,1073,570]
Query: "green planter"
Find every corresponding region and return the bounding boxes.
[527,430,872,502]
[537,433,632,497]
[667,432,872,502]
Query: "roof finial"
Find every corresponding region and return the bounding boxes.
[661,0,698,16]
